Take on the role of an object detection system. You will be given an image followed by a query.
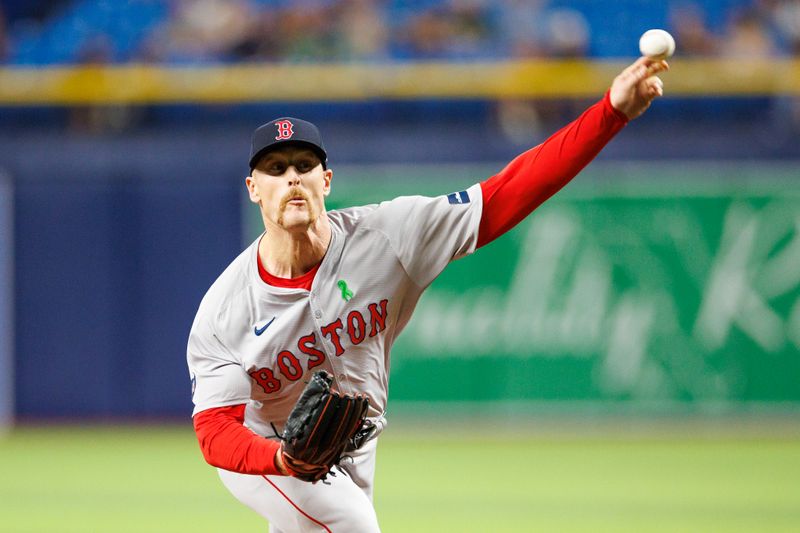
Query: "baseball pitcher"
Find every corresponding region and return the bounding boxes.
[187,57,668,532]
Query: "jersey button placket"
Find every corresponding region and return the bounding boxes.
[308,294,349,392]
[311,292,323,319]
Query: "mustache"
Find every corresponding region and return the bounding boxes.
[279,187,310,210]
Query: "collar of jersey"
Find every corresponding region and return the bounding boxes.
[257,252,320,290]
[251,226,342,294]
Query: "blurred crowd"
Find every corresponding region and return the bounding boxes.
[0,0,799,65]
[2,0,798,137]
[141,0,593,62]
[671,0,800,57]
[0,13,6,63]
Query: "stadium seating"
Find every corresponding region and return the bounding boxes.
[2,0,768,64]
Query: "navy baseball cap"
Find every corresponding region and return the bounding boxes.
[249,117,328,170]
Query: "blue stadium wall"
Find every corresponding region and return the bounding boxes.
[8,137,243,418]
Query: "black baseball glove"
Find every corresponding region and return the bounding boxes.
[279,370,370,482]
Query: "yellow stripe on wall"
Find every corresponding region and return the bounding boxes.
[0,59,798,105]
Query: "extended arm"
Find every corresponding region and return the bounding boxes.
[477,57,667,248]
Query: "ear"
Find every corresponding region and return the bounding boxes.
[322,168,333,197]
[245,175,260,204]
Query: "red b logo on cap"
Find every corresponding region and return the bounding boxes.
[274,120,294,141]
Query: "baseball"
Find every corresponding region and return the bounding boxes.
[639,29,675,59]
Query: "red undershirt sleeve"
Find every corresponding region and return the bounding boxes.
[477,91,629,248]
[193,404,284,475]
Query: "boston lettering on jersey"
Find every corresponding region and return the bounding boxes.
[249,298,389,394]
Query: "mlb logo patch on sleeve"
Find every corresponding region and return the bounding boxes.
[447,190,470,205]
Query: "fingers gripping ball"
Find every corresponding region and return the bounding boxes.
[639,29,675,60]
[279,370,370,482]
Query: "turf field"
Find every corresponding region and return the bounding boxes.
[1,423,799,532]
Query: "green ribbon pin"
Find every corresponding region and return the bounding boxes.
[337,280,354,302]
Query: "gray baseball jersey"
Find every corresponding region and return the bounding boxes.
[187,183,482,438]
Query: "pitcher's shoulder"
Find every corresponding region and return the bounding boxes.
[192,240,257,326]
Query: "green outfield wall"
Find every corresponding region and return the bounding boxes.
[247,163,800,413]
